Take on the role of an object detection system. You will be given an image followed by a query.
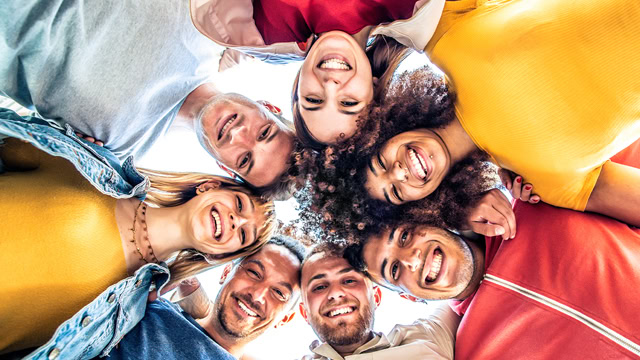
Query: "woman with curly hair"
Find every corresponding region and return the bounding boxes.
[296,63,640,242]
[0,131,276,353]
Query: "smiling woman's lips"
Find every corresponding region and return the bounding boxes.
[317,54,352,70]
[210,206,223,241]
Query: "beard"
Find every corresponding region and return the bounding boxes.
[311,303,374,347]
[214,292,264,339]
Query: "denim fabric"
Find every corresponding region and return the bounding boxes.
[24,264,170,360]
[0,107,148,199]
[104,300,236,360]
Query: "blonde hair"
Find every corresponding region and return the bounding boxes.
[138,169,277,288]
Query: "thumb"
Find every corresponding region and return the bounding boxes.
[471,222,505,238]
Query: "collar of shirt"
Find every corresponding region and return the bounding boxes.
[311,332,390,359]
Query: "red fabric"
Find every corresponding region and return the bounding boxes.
[252,0,418,44]
[454,139,640,359]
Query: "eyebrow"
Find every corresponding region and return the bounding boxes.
[252,225,257,246]
[279,281,293,294]
[368,156,377,176]
[379,228,397,283]
[246,259,265,273]
[301,105,321,112]
[245,159,255,177]
[266,127,280,143]
[339,108,364,116]
[307,267,355,286]
[383,189,393,205]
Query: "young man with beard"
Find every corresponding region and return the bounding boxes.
[28,236,305,359]
[298,245,460,360]
[347,141,640,358]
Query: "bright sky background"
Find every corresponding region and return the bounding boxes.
[137,50,446,359]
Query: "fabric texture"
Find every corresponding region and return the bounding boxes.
[0,141,126,354]
[309,305,459,359]
[454,140,640,358]
[103,300,235,360]
[424,0,640,211]
[0,0,222,158]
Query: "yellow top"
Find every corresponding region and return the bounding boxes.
[0,140,127,354]
[425,0,640,210]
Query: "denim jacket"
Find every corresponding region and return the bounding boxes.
[0,107,148,199]
[25,263,171,360]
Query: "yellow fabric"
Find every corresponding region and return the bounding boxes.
[0,141,127,353]
[425,0,640,210]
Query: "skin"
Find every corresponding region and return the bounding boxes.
[197,94,295,187]
[202,244,302,357]
[363,225,485,301]
[300,254,380,356]
[298,31,374,144]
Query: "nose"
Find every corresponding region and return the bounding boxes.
[251,286,269,305]
[229,212,249,231]
[229,124,253,147]
[400,248,422,272]
[327,284,346,302]
[390,161,408,183]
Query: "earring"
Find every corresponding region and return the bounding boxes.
[196,187,205,194]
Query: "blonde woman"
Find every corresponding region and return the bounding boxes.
[0,114,276,354]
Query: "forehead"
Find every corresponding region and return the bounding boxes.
[243,244,301,286]
[302,254,361,286]
[242,130,294,187]
[363,229,394,282]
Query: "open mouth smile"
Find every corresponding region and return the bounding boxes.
[407,146,431,182]
[217,113,238,141]
[235,297,261,318]
[317,55,352,71]
[424,248,444,284]
[324,305,357,318]
[211,206,223,240]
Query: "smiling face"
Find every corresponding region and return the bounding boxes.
[212,244,301,341]
[301,254,376,346]
[186,186,268,257]
[365,129,452,205]
[297,31,374,144]
[363,225,485,300]
[198,94,295,187]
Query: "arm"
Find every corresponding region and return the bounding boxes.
[410,302,462,360]
[169,277,214,320]
[586,161,640,227]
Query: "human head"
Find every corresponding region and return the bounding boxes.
[195,93,296,190]
[210,235,306,344]
[138,169,276,288]
[345,224,485,301]
[293,35,411,148]
[292,67,495,242]
[299,244,381,349]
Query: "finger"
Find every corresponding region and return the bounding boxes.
[470,204,512,239]
[512,176,522,200]
[94,140,104,147]
[492,199,517,239]
[84,136,96,143]
[498,169,512,190]
[470,221,506,238]
[530,195,541,204]
[520,184,533,202]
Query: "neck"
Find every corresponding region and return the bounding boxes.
[144,204,193,261]
[433,117,480,164]
[352,26,374,50]
[175,82,222,130]
[198,311,249,358]
[332,332,375,357]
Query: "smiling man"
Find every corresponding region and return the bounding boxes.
[298,244,460,360]
[345,142,640,358]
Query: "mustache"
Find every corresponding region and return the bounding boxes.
[233,292,265,318]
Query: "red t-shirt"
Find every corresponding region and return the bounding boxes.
[253,0,419,45]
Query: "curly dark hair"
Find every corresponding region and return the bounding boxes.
[293,67,496,244]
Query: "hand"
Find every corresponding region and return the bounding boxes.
[498,169,540,204]
[176,277,201,299]
[466,188,517,239]
[75,132,104,147]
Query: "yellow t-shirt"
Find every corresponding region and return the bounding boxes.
[0,140,127,353]
[425,0,640,210]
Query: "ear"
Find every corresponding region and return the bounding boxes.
[257,100,282,116]
[399,292,428,304]
[299,302,310,324]
[274,311,296,328]
[197,179,223,194]
[219,263,233,284]
[373,286,382,308]
[215,160,239,180]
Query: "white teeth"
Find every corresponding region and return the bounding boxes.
[220,117,233,137]
[408,149,427,180]
[319,58,351,70]
[211,210,222,237]
[328,307,354,317]
[426,251,443,282]
[238,300,258,317]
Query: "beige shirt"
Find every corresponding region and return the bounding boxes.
[305,305,459,360]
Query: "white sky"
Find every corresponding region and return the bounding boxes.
[137,51,444,359]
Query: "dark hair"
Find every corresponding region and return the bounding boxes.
[267,234,307,264]
[292,35,413,150]
[293,67,496,243]
[249,138,306,201]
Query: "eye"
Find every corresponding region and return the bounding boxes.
[399,230,409,246]
[391,261,399,281]
[340,100,359,107]
[377,153,386,171]
[312,284,327,292]
[392,185,403,202]
[240,228,246,245]
[246,268,261,280]
[236,195,243,212]
[273,288,288,301]
[343,278,357,285]
[304,97,323,105]
[239,153,251,169]
[258,125,271,141]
